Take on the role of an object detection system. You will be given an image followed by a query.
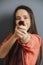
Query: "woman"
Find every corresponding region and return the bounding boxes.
[0,5,42,65]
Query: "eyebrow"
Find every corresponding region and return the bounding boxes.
[23,15,29,17]
[16,15,29,17]
[16,16,21,18]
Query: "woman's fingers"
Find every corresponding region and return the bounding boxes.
[15,28,25,36]
[16,33,23,39]
[15,28,24,38]
[15,25,27,39]
[18,25,27,31]
[18,28,27,34]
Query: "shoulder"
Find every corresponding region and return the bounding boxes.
[30,33,42,46]
[31,34,42,42]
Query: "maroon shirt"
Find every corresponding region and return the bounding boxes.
[0,33,42,65]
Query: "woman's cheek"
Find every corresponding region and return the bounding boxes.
[26,21,31,30]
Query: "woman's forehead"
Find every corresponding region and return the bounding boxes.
[16,9,30,16]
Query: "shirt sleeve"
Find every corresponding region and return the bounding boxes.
[0,33,12,65]
[19,34,42,65]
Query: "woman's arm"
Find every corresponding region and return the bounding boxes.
[0,33,18,58]
[20,34,42,65]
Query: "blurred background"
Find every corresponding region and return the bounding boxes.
[0,0,43,65]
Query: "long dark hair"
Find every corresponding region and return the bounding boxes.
[6,5,42,65]
[13,5,38,34]
[12,5,42,65]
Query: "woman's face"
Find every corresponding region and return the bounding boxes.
[16,9,31,31]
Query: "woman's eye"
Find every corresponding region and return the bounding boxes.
[16,17,21,20]
[24,16,28,19]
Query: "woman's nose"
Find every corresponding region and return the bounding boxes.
[20,17,26,26]
[20,17,24,21]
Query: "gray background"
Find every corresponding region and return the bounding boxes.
[0,0,43,65]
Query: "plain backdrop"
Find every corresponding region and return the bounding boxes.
[0,0,43,65]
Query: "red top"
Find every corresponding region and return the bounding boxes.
[0,33,42,65]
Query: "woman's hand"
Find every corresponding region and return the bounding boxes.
[15,25,30,43]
